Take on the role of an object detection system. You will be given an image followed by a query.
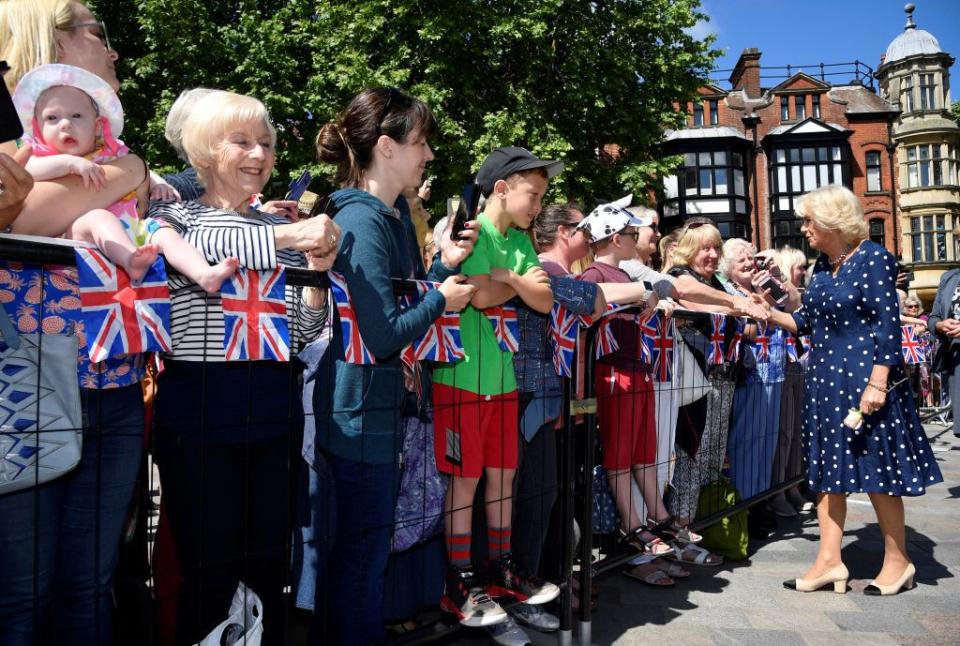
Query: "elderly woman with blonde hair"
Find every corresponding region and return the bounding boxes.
[659,221,733,566]
[147,89,339,645]
[720,238,795,525]
[766,185,942,596]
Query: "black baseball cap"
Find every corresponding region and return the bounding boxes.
[475,146,564,197]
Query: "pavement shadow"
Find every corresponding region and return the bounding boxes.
[840,523,954,587]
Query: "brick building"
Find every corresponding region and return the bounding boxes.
[661,49,900,255]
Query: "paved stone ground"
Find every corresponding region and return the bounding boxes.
[297,423,957,645]
[576,423,960,646]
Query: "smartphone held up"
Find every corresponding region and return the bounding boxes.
[450,183,481,241]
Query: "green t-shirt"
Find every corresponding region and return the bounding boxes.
[432,213,540,395]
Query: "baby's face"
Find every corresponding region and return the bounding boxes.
[35,86,99,156]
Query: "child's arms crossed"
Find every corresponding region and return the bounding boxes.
[25,153,105,189]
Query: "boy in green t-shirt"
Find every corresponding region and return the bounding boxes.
[433,147,561,627]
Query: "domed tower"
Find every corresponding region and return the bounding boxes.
[876,3,959,301]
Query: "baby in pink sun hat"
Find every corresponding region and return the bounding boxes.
[13,64,238,290]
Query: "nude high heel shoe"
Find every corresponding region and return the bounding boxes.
[864,563,916,596]
[782,564,849,594]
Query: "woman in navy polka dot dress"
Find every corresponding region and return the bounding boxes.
[766,185,942,597]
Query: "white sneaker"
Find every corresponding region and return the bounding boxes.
[486,616,532,646]
[510,602,560,632]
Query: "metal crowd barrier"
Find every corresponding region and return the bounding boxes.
[0,236,808,645]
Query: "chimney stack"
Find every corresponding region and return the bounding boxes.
[730,48,763,99]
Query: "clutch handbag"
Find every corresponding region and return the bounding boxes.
[0,302,82,495]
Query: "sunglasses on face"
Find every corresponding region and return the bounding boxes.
[375,87,402,136]
[61,21,112,51]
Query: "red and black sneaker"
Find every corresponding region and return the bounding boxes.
[440,566,508,628]
[486,554,560,605]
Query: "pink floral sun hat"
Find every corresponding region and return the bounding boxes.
[12,63,124,141]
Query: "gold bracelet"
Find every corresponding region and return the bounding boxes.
[866,381,889,393]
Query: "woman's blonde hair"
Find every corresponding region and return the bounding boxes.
[794,184,867,243]
[720,238,756,280]
[165,87,219,162]
[775,245,807,281]
[0,0,77,92]
[672,222,722,269]
[658,229,680,271]
[180,90,277,186]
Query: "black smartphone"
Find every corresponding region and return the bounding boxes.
[308,194,339,219]
[450,183,481,241]
[285,170,312,202]
[0,62,23,143]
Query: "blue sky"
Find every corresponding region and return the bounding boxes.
[695,0,960,88]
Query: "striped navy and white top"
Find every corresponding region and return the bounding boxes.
[148,200,327,362]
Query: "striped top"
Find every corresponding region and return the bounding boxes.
[147,200,327,361]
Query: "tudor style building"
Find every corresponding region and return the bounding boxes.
[662,49,899,256]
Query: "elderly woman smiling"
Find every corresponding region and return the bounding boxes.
[766,185,942,596]
[147,90,337,646]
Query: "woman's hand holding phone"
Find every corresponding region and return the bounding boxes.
[439,219,478,269]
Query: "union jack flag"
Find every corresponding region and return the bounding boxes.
[901,324,925,364]
[220,267,290,361]
[652,315,674,382]
[726,317,743,362]
[485,303,520,353]
[328,270,375,365]
[800,335,812,353]
[75,248,171,362]
[594,318,620,359]
[753,321,771,363]
[398,281,464,365]
[708,313,726,366]
[639,312,659,364]
[549,303,580,377]
[785,335,800,362]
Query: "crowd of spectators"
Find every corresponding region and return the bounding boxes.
[0,2,945,645]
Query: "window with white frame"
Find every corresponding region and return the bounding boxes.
[812,94,821,118]
[903,143,959,188]
[901,74,914,112]
[794,95,806,120]
[866,151,882,192]
[910,213,951,263]
[919,73,937,110]
[693,101,704,126]
[769,143,847,249]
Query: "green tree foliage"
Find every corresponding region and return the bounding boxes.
[951,100,960,126]
[90,0,718,213]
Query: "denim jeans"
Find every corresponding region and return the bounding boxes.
[0,385,144,646]
[312,455,398,646]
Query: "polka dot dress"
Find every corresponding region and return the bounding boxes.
[791,241,943,496]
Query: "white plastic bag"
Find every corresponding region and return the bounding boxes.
[195,582,263,646]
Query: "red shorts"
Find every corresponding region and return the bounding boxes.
[595,365,656,470]
[433,384,519,477]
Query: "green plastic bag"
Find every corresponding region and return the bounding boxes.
[695,477,749,561]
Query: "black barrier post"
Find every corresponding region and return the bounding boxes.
[557,374,574,646]
[575,323,599,646]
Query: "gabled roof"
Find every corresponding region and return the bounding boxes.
[769,72,830,94]
[827,85,899,115]
[764,117,849,138]
[696,84,728,98]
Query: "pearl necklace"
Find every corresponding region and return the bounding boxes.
[829,243,854,269]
